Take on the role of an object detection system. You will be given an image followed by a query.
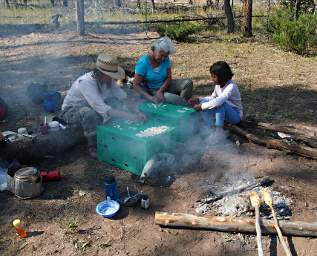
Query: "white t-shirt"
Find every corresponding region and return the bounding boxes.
[62,72,127,122]
[199,80,243,118]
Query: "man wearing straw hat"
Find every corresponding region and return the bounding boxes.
[61,53,146,158]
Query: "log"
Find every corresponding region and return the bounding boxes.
[85,15,266,26]
[240,120,317,137]
[225,124,317,160]
[155,212,317,237]
[240,120,317,147]
[0,128,85,163]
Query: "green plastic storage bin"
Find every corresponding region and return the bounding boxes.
[138,102,198,141]
[97,119,175,176]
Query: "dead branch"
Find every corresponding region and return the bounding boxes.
[240,120,317,147]
[225,124,317,160]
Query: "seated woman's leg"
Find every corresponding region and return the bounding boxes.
[163,79,193,106]
[164,92,189,106]
[168,79,193,100]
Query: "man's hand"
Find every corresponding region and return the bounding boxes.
[193,104,202,111]
[128,113,147,123]
[136,112,147,123]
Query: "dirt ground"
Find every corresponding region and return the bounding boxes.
[0,26,317,256]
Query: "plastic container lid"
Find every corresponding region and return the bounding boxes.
[15,167,39,181]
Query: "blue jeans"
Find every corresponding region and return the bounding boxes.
[200,101,241,127]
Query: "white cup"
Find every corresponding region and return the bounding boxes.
[140,195,150,209]
[17,127,27,135]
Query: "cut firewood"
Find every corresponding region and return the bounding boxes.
[225,124,317,160]
[155,212,317,237]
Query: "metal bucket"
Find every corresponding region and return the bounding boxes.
[14,167,42,199]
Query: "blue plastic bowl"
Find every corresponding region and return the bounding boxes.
[96,199,120,218]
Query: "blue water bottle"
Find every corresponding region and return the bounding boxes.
[104,176,120,202]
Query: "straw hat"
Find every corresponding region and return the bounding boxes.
[96,53,125,80]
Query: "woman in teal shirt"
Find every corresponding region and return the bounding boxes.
[133,37,193,106]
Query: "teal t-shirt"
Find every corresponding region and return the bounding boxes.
[135,54,171,90]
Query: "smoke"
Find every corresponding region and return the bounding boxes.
[138,113,252,187]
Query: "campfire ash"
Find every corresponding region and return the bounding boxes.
[196,173,292,219]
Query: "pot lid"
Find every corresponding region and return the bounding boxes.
[15,167,39,180]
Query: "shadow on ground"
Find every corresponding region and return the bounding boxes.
[195,83,317,125]
[0,22,150,42]
[0,24,47,38]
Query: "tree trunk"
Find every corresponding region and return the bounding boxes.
[294,0,301,20]
[151,0,155,12]
[224,0,234,33]
[4,0,9,7]
[206,0,212,8]
[63,0,68,7]
[115,0,122,7]
[155,212,317,237]
[76,0,85,35]
[243,0,253,37]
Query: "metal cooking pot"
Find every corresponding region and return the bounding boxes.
[14,167,42,199]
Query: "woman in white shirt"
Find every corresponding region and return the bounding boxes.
[189,61,243,130]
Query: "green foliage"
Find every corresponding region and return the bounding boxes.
[67,217,78,233]
[280,0,316,13]
[153,22,202,42]
[269,9,317,55]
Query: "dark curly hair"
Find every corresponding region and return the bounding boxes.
[209,61,234,85]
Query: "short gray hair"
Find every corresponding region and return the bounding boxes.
[151,36,176,55]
